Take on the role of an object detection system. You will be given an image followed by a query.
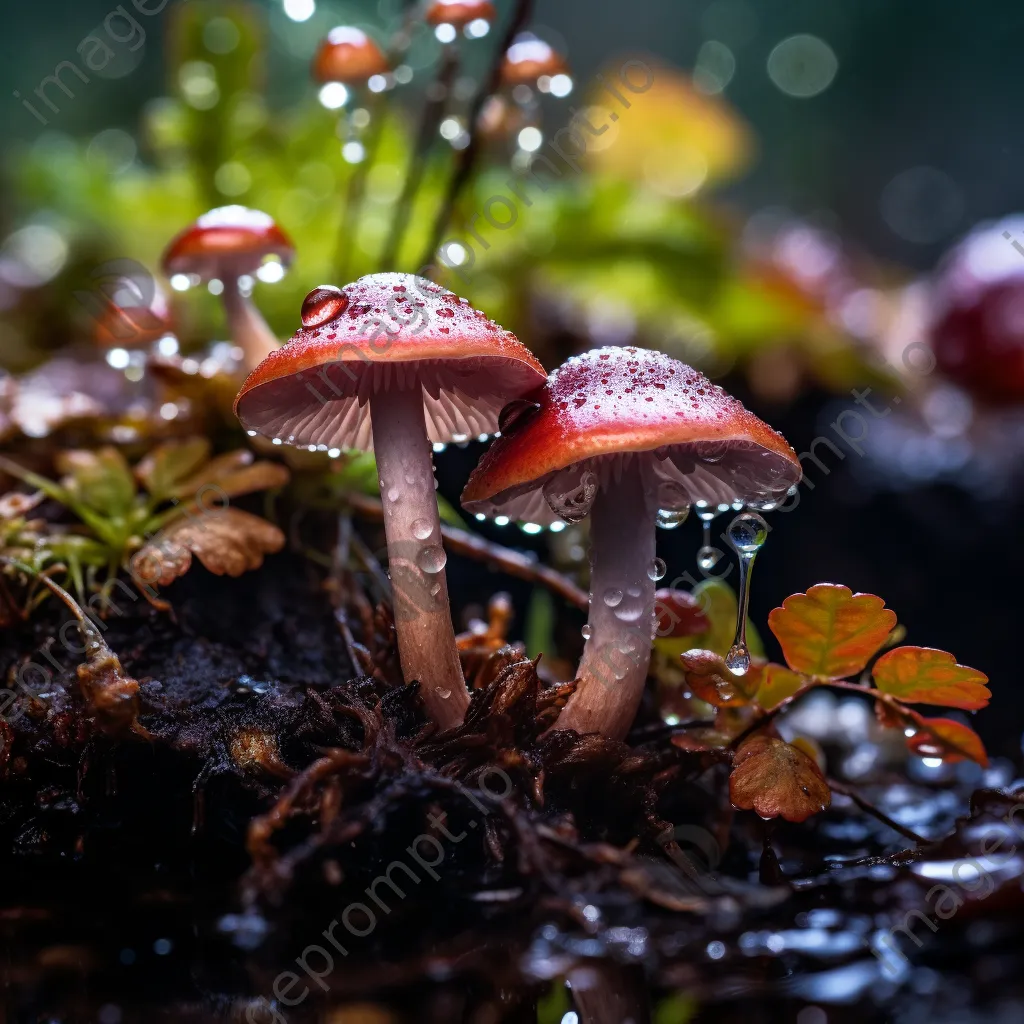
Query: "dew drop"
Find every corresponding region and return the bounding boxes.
[412,518,433,540]
[581,623,593,640]
[498,398,541,434]
[697,545,720,571]
[430,581,441,597]
[695,440,730,463]
[438,687,452,699]
[387,486,401,503]
[727,512,768,554]
[656,507,689,530]
[417,545,447,573]
[301,285,348,328]
[603,588,623,608]
[647,557,667,581]
[725,644,750,675]
[543,468,598,524]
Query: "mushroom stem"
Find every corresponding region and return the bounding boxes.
[369,383,469,730]
[221,276,280,373]
[554,457,657,740]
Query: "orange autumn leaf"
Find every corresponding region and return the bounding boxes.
[873,646,990,711]
[680,649,757,708]
[755,662,806,711]
[729,733,831,823]
[908,717,989,767]
[767,583,897,679]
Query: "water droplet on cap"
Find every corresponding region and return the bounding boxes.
[301,285,348,328]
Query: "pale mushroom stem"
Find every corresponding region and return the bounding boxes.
[555,457,657,740]
[221,276,281,373]
[369,384,469,731]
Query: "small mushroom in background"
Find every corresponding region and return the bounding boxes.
[234,273,546,731]
[498,32,573,160]
[462,347,801,741]
[162,206,294,374]
[425,0,496,41]
[313,26,391,159]
[92,273,177,357]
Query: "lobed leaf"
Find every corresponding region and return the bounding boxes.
[873,646,990,711]
[768,583,896,678]
[908,717,989,767]
[56,447,137,518]
[755,662,807,711]
[131,508,285,588]
[135,438,211,502]
[729,733,831,822]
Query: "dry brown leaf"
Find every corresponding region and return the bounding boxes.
[729,733,831,823]
[132,507,285,588]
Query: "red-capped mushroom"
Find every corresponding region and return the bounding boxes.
[500,32,570,88]
[162,206,294,373]
[234,273,546,731]
[462,347,800,740]
[426,0,496,38]
[313,27,390,87]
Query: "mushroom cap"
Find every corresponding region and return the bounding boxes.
[425,0,497,28]
[162,207,294,282]
[234,273,546,451]
[500,33,568,86]
[313,26,389,84]
[462,346,801,525]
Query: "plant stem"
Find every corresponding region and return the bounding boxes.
[380,43,460,271]
[828,777,928,845]
[418,0,535,273]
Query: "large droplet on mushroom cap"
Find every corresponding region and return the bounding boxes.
[462,346,801,740]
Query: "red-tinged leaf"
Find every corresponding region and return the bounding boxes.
[908,717,989,767]
[874,700,905,730]
[873,646,990,711]
[755,662,807,711]
[653,588,710,638]
[680,649,757,708]
[767,583,897,678]
[729,733,831,823]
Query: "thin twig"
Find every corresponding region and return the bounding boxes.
[380,44,460,270]
[418,0,535,271]
[346,492,588,609]
[828,777,929,845]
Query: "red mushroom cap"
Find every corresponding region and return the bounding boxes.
[462,347,801,524]
[425,0,497,28]
[234,273,546,451]
[162,207,294,283]
[500,33,568,87]
[313,27,389,85]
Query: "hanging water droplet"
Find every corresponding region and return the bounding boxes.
[432,442,447,453]
[581,623,593,640]
[603,588,623,608]
[725,643,750,675]
[543,468,598,524]
[697,545,719,571]
[417,545,447,573]
[656,507,689,530]
[731,499,745,511]
[411,518,433,540]
[647,557,667,581]
[725,514,768,681]
[727,512,768,554]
